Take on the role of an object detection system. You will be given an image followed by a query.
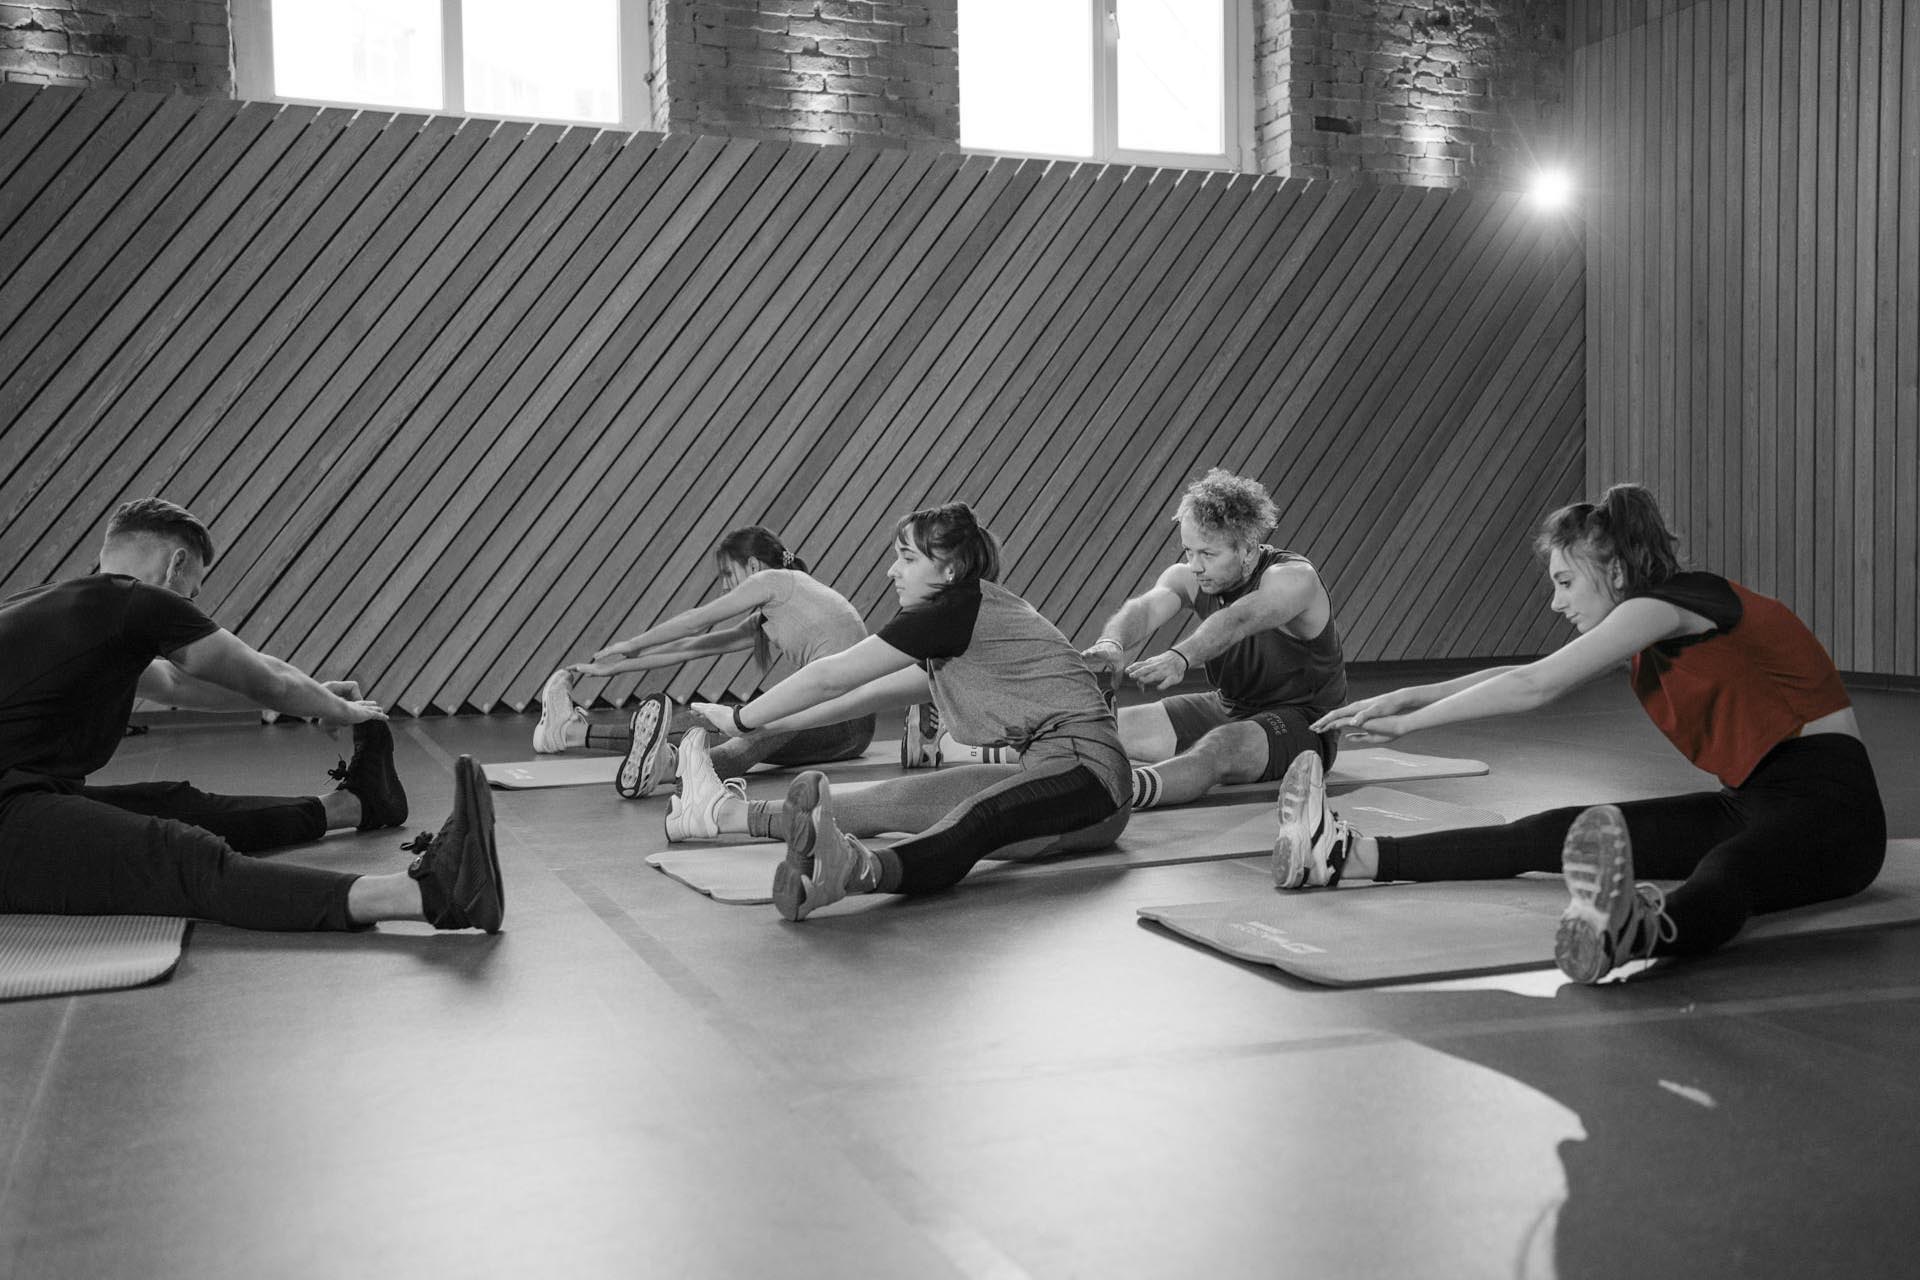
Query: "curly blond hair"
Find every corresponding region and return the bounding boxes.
[1174,468,1278,549]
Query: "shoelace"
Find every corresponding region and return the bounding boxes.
[326,758,351,784]
[400,831,433,857]
[1323,809,1351,885]
[1622,882,1679,959]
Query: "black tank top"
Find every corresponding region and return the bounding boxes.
[1192,547,1348,717]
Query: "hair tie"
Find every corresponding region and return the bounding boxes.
[781,550,794,568]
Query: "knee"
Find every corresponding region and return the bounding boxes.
[1192,723,1267,781]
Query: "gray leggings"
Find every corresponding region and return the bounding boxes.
[710,714,876,777]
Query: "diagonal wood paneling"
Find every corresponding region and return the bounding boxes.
[1575,0,1920,677]
[0,84,1585,715]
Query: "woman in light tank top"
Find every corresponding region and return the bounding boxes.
[1284,485,1883,985]
[531,526,875,797]
[677,502,1132,921]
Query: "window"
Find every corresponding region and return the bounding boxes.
[958,0,1249,170]
[231,0,651,131]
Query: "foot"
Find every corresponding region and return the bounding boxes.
[1271,750,1353,889]
[532,669,586,754]
[616,692,673,799]
[901,702,942,768]
[1554,805,1676,983]
[772,770,878,921]
[403,755,503,932]
[327,720,408,830]
[665,728,746,841]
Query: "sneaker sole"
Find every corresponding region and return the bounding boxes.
[773,771,832,922]
[351,720,409,830]
[616,694,670,799]
[1554,805,1630,983]
[454,755,505,934]
[1270,752,1321,889]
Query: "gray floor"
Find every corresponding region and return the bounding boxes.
[3,675,1918,1280]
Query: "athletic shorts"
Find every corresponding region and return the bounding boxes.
[1158,691,1338,783]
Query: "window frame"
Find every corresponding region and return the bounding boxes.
[230,0,652,132]
[958,0,1254,173]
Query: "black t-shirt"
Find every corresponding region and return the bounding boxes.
[877,583,982,663]
[0,575,222,779]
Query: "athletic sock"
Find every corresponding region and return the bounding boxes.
[1131,766,1164,810]
[585,722,632,752]
[747,800,785,840]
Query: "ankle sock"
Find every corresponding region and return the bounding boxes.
[747,800,785,840]
[1130,766,1164,810]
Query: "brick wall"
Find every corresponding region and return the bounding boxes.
[652,0,958,148]
[1258,0,1566,189]
[0,0,229,94]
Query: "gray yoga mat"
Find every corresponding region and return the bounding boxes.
[0,915,190,1001]
[1139,840,1920,987]
[648,787,1503,905]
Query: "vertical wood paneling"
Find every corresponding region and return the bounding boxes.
[1580,0,1920,677]
[0,82,1585,714]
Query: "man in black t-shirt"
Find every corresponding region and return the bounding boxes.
[1081,469,1349,810]
[0,499,502,934]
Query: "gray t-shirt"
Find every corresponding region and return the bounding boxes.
[879,580,1128,803]
[752,569,866,669]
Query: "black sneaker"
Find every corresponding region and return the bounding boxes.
[328,719,408,831]
[403,755,503,933]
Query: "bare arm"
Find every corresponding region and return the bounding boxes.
[1126,561,1321,691]
[1319,598,1697,744]
[164,631,382,724]
[1309,666,1519,734]
[574,620,758,677]
[1082,564,1191,675]
[594,574,779,662]
[692,636,922,734]
[705,666,931,734]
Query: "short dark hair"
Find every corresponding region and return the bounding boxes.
[895,501,1001,589]
[105,498,216,566]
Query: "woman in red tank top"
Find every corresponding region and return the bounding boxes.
[1275,485,1885,984]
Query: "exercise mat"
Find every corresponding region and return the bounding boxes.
[0,914,190,1001]
[1139,840,1920,987]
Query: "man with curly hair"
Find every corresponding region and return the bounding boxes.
[1080,468,1349,809]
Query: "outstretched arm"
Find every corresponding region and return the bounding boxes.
[699,666,931,735]
[1124,560,1320,690]
[574,620,759,676]
[163,631,383,724]
[693,636,921,734]
[1316,597,1692,744]
[593,575,780,663]
[1082,563,1191,678]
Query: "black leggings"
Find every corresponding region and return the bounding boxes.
[0,771,357,931]
[873,757,1129,896]
[1373,735,1886,955]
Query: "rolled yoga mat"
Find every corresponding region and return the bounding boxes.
[647,787,1503,905]
[1138,839,1920,987]
[0,915,190,1001]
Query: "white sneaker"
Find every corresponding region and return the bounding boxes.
[533,669,586,753]
[665,728,746,841]
[1271,750,1354,889]
[615,692,672,799]
[1554,805,1677,983]
[901,702,942,768]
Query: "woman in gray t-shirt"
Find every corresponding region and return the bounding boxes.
[532,527,875,798]
[682,502,1132,921]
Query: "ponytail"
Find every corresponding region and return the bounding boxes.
[714,525,808,576]
[714,525,807,675]
[895,501,1001,589]
[1534,483,1680,593]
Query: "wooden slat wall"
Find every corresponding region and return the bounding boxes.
[1575,0,1920,676]
[0,84,1584,714]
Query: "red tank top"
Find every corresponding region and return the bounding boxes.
[1629,574,1851,787]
